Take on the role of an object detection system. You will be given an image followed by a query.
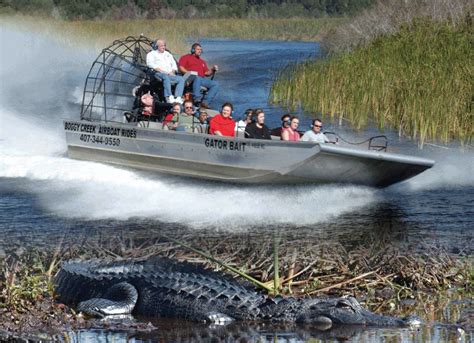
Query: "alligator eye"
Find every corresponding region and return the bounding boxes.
[336,300,354,311]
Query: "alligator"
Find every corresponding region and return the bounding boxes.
[55,257,421,328]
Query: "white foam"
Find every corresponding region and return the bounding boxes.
[396,149,474,191]
[0,111,65,157]
[0,149,376,228]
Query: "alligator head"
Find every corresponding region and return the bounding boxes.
[296,296,421,328]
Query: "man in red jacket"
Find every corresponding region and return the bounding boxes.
[179,43,219,109]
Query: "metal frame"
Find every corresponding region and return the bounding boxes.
[80,36,153,123]
[323,132,388,151]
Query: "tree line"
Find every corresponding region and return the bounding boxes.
[1,0,375,20]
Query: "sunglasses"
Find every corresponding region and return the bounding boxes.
[185,106,193,109]
[314,125,322,128]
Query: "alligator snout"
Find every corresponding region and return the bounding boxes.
[295,296,423,327]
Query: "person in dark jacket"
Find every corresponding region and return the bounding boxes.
[270,113,291,138]
[244,109,271,140]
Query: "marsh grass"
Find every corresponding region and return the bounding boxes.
[1,15,343,53]
[270,18,473,146]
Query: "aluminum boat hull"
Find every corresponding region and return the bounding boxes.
[64,120,434,187]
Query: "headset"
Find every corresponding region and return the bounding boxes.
[151,41,158,50]
[191,43,201,55]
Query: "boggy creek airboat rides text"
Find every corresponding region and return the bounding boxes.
[64,36,434,187]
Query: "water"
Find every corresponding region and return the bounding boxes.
[1,26,473,342]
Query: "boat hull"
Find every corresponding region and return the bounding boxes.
[64,120,434,187]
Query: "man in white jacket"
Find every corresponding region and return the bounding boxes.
[301,119,330,143]
[146,39,185,104]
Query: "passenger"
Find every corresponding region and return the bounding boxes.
[146,39,185,104]
[270,113,291,138]
[236,108,254,137]
[162,102,181,130]
[140,91,154,116]
[198,110,210,124]
[244,109,271,140]
[178,43,219,109]
[301,119,330,143]
[281,116,300,141]
[194,110,210,134]
[183,100,196,116]
[209,102,236,137]
[177,100,196,131]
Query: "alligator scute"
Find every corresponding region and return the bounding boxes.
[55,257,421,327]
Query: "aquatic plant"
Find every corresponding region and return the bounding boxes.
[270,18,473,146]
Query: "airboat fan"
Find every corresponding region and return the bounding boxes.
[80,36,153,122]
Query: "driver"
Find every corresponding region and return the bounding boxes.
[178,43,219,109]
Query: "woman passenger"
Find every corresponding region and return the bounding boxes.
[281,116,300,141]
[244,109,271,139]
[209,102,236,137]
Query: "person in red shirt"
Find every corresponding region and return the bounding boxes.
[178,43,219,109]
[209,103,236,137]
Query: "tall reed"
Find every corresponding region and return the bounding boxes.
[271,18,473,146]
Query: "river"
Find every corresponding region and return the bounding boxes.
[0,27,473,342]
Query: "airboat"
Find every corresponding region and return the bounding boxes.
[64,36,434,187]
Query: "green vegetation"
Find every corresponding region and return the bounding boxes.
[2,15,344,53]
[0,252,58,314]
[1,0,375,19]
[271,3,473,146]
